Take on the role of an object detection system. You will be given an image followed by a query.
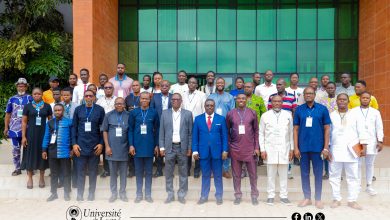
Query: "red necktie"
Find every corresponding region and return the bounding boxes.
[207,115,212,131]
[83,84,87,93]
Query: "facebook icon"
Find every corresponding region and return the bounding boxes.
[292,213,301,220]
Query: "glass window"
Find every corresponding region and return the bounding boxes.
[217,9,236,40]
[119,7,138,41]
[318,5,335,39]
[178,8,196,41]
[139,0,157,5]
[277,41,296,73]
[237,6,256,40]
[257,5,276,40]
[178,42,196,73]
[337,39,357,72]
[158,42,177,73]
[277,5,296,40]
[139,9,157,40]
[198,8,216,40]
[338,4,352,39]
[317,40,335,72]
[237,41,256,73]
[158,7,177,40]
[297,40,316,73]
[119,41,138,74]
[198,42,216,73]
[257,41,276,72]
[217,41,236,73]
[297,5,316,39]
[139,42,157,73]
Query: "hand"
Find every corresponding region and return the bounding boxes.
[106,146,113,157]
[154,146,159,157]
[160,149,165,157]
[322,149,330,160]
[294,148,301,159]
[70,150,74,158]
[193,154,199,160]
[73,144,81,157]
[186,149,192,157]
[254,149,260,157]
[261,151,267,160]
[3,129,8,141]
[129,146,135,156]
[222,152,228,160]
[21,137,28,148]
[377,142,384,152]
[94,144,103,156]
[42,152,48,160]
[288,150,293,161]
[361,145,367,157]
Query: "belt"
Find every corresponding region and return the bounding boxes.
[172,142,181,145]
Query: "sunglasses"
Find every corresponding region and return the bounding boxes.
[104,87,113,90]
[85,95,94,98]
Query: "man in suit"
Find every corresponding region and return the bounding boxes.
[192,99,228,205]
[151,80,172,177]
[159,93,193,204]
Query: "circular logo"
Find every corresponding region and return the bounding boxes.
[315,212,325,220]
[66,206,82,220]
[291,212,302,220]
[303,212,313,220]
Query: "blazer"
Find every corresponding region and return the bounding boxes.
[192,113,228,160]
[159,108,193,154]
[150,93,172,118]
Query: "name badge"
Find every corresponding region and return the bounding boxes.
[116,127,122,137]
[141,124,147,135]
[17,109,23,118]
[305,117,313,127]
[85,122,92,132]
[50,133,57,144]
[239,125,245,134]
[36,117,42,126]
[118,89,124,98]
[216,108,222,115]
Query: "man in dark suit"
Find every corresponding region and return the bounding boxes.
[159,93,193,204]
[150,80,172,177]
[192,99,228,205]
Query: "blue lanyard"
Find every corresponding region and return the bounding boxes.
[85,104,94,122]
[116,112,124,128]
[141,109,149,124]
[306,105,315,117]
[32,100,44,114]
[115,74,126,88]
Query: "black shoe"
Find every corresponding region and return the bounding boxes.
[187,171,191,176]
[100,171,109,178]
[251,198,259,205]
[373,176,376,181]
[322,174,329,180]
[145,197,153,203]
[109,195,117,203]
[164,196,175,204]
[46,193,58,202]
[12,169,21,176]
[233,198,241,205]
[197,197,208,205]
[134,196,143,203]
[127,171,135,178]
[64,193,70,201]
[178,197,186,204]
[153,171,163,178]
[76,195,84,201]
[87,193,95,201]
[194,173,200,178]
[216,199,223,205]
[120,195,128,202]
[266,198,274,206]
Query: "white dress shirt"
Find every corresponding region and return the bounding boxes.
[162,94,169,110]
[96,96,117,114]
[254,83,277,103]
[172,108,182,143]
[141,87,153,93]
[182,90,206,120]
[72,82,91,104]
[169,83,189,96]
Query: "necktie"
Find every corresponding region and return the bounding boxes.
[207,115,212,131]
[83,84,87,93]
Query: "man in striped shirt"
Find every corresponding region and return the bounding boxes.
[267,78,297,113]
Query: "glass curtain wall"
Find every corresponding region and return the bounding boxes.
[119,0,358,84]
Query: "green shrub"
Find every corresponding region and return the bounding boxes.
[0,82,17,142]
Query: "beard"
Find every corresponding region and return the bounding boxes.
[273,108,281,112]
[17,91,25,96]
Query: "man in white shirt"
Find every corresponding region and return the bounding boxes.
[329,93,365,210]
[297,77,321,105]
[169,70,189,96]
[182,77,206,178]
[255,70,277,102]
[72,68,91,104]
[336,73,355,96]
[316,75,330,100]
[259,95,294,206]
[286,73,304,102]
[200,71,216,96]
[109,63,134,98]
[140,75,153,93]
[350,91,384,196]
[96,73,108,100]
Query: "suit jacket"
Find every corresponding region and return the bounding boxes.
[192,113,228,159]
[159,108,193,154]
[150,93,172,118]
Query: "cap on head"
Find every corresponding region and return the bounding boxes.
[49,76,59,83]
[15,78,29,86]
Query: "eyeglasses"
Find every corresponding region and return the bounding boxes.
[114,103,124,105]
[104,87,113,90]
[85,95,93,98]
[171,98,181,101]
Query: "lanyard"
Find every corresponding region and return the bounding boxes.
[133,95,140,106]
[162,95,168,106]
[85,104,94,122]
[53,118,60,134]
[32,100,44,116]
[115,74,126,88]
[273,110,281,124]
[236,108,247,124]
[338,110,347,125]
[306,105,315,117]
[141,109,149,124]
[116,112,124,128]
[64,103,71,117]
[188,92,195,104]
[360,107,369,121]
[173,111,181,123]
[105,97,114,107]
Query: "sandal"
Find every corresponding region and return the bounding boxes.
[12,170,22,176]
[348,202,362,210]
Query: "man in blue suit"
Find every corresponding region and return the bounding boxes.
[150,80,172,177]
[192,99,228,205]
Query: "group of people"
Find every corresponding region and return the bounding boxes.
[3,64,383,210]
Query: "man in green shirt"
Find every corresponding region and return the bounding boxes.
[244,82,267,122]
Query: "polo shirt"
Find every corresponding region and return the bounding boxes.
[267,91,297,111]
[293,102,331,153]
[348,94,379,110]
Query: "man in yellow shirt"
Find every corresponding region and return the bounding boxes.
[348,80,379,109]
[42,76,60,104]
